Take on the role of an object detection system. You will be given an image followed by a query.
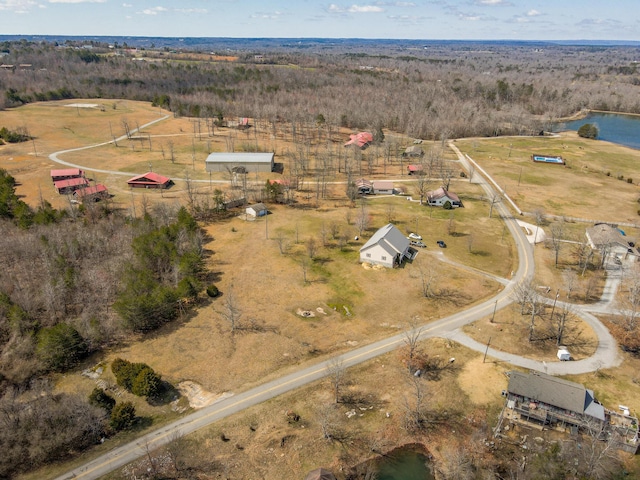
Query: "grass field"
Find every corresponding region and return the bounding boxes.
[5,100,640,478]
[456,133,640,224]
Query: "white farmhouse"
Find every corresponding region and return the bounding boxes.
[359,223,411,268]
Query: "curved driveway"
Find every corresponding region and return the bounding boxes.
[53,141,620,480]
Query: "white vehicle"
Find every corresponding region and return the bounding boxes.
[408,233,422,240]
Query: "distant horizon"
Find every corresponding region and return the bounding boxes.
[2,34,640,49]
[0,1,639,43]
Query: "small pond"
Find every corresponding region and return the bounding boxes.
[555,112,640,150]
[374,447,434,480]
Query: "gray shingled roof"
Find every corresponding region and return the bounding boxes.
[508,371,605,420]
[360,223,410,255]
[585,223,631,250]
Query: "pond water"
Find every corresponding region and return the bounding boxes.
[555,112,640,150]
[375,449,434,480]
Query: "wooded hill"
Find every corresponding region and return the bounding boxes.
[1,40,640,140]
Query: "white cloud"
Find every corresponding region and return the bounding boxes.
[527,9,541,17]
[475,0,511,5]
[0,0,38,12]
[122,2,132,7]
[176,8,208,14]
[348,4,384,13]
[328,4,343,13]
[48,0,106,3]
[250,11,283,20]
[140,6,168,15]
[458,13,480,21]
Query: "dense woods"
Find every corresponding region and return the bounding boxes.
[0,167,206,476]
[1,40,640,140]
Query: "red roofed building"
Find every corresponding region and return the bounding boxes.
[54,177,89,194]
[127,172,172,189]
[407,164,423,175]
[73,184,109,202]
[51,168,84,182]
[344,132,373,149]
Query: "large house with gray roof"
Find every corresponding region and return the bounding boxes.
[497,371,639,453]
[359,223,411,268]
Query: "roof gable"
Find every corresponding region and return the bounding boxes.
[508,371,604,420]
[360,223,409,255]
[128,172,170,184]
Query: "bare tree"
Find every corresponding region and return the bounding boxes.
[326,358,346,403]
[402,375,428,433]
[220,287,242,333]
[306,237,318,259]
[301,258,309,284]
[384,203,396,223]
[403,317,424,374]
[488,192,501,218]
[550,219,565,267]
[273,232,289,255]
[415,257,439,298]
[354,201,369,237]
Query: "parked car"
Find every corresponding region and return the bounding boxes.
[410,240,426,248]
[437,240,446,248]
[408,233,422,240]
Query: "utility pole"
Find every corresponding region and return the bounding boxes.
[483,337,492,363]
[490,299,498,323]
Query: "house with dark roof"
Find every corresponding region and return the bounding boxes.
[427,187,462,208]
[127,172,172,189]
[585,223,637,261]
[497,371,639,453]
[403,145,424,158]
[359,223,411,268]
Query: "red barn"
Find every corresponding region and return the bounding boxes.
[54,177,89,194]
[74,184,109,202]
[51,168,84,183]
[127,172,172,189]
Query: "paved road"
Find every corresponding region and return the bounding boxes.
[53,142,621,480]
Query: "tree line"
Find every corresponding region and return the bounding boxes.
[2,41,640,140]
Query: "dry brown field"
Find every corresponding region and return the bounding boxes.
[455,132,640,224]
[5,100,640,478]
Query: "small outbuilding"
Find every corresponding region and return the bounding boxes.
[205,152,275,173]
[557,347,571,361]
[127,172,172,189]
[54,177,89,194]
[246,203,268,217]
[51,168,84,183]
[73,184,109,202]
[407,164,423,175]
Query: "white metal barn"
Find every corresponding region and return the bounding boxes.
[205,152,275,173]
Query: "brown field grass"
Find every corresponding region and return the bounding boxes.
[456,133,640,224]
[5,100,640,478]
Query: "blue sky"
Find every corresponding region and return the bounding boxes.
[0,0,639,41]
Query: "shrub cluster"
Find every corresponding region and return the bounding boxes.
[111,358,163,398]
